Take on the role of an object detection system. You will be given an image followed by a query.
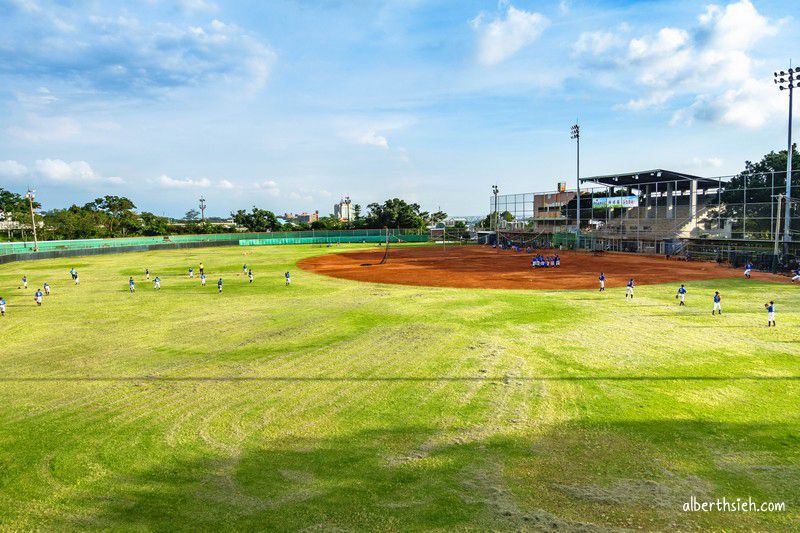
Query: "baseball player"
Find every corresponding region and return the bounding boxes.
[129,277,135,293]
[248,269,254,284]
[22,275,28,289]
[285,271,291,286]
[676,284,686,306]
[626,278,634,298]
[765,301,776,327]
[599,273,606,292]
[712,291,722,315]
[0,296,6,316]
[153,276,161,290]
[188,267,194,278]
[200,273,206,286]
[43,282,50,296]
[217,278,223,293]
[34,288,43,306]
[791,268,800,283]
[744,262,753,279]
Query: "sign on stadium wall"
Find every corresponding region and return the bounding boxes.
[592,196,639,209]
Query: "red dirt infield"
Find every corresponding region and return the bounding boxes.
[298,245,781,290]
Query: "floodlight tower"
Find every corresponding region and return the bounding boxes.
[199,197,207,223]
[25,188,38,252]
[774,66,798,253]
[492,184,499,248]
[571,123,581,247]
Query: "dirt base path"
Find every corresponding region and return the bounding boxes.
[298,245,782,290]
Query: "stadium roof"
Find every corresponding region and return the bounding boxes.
[580,169,722,189]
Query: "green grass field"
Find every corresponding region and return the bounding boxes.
[0,243,798,530]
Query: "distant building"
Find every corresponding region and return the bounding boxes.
[283,211,319,224]
[334,197,353,222]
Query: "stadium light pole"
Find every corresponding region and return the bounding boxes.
[199,196,207,223]
[775,66,798,254]
[492,184,499,248]
[571,123,581,249]
[25,188,38,252]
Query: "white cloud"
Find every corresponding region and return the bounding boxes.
[8,115,81,142]
[689,157,724,168]
[358,130,389,148]
[34,159,102,183]
[672,78,784,128]
[573,31,621,56]
[254,180,280,196]
[0,160,29,178]
[472,5,549,66]
[157,175,212,189]
[218,179,235,189]
[584,0,782,128]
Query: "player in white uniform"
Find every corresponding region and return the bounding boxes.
[22,275,28,289]
[765,301,775,327]
[153,276,161,290]
[189,267,194,278]
[791,269,800,283]
[34,289,43,306]
[43,282,51,296]
[200,273,207,286]
[285,271,291,286]
[129,277,136,293]
[625,278,634,298]
[0,297,6,316]
[744,262,753,279]
[598,273,606,292]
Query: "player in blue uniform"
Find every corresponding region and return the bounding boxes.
[243,264,248,275]
[153,276,161,290]
[744,262,753,279]
[676,284,686,306]
[129,277,135,292]
[188,267,194,278]
[285,271,291,286]
[765,301,775,327]
[200,273,207,286]
[712,291,721,315]
[792,268,800,283]
[34,288,43,306]
[626,278,634,298]
[145,268,150,280]
[248,269,254,284]
[0,296,6,316]
[598,272,605,291]
[217,278,223,293]
[43,282,50,296]
[22,275,28,289]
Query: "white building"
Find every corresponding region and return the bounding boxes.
[334,197,353,222]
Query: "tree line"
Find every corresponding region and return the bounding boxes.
[0,192,448,241]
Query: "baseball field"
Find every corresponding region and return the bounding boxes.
[0,243,798,530]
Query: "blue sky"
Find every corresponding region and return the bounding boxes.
[0,0,798,217]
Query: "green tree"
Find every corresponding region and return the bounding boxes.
[88,195,137,236]
[231,207,281,232]
[365,198,426,229]
[720,144,799,238]
[140,212,170,236]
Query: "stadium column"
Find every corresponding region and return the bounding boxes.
[666,182,674,219]
[690,179,698,230]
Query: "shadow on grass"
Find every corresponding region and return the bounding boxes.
[30,420,798,531]
[1,375,799,382]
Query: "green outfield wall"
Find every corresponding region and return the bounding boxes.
[0,229,429,263]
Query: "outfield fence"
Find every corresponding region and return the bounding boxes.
[0,229,429,264]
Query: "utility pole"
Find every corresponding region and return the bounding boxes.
[571,123,581,249]
[775,65,798,254]
[25,188,38,252]
[199,197,207,223]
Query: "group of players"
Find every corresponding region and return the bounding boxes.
[0,260,293,317]
[599,265,777,326]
